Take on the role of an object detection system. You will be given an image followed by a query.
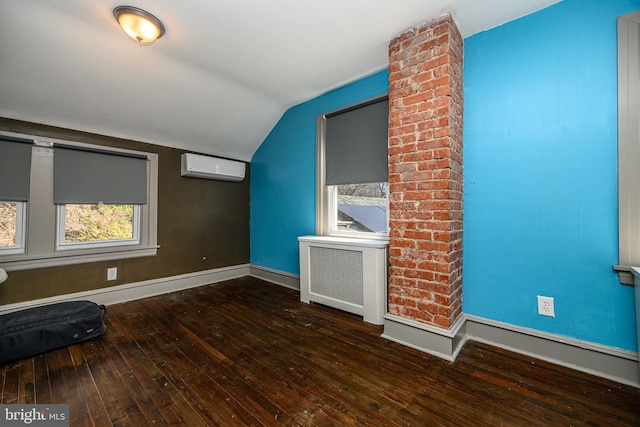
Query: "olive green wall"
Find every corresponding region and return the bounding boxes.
[0,118,250,304]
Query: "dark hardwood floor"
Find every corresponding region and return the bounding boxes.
[1,276,639,426]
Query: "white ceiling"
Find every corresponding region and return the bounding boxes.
[0,0,559,161]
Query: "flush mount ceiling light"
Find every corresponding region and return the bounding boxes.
[113,6,165,46]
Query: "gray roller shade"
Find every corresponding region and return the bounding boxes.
[325,97,389,185]
[0,136,33,202]
[54,145,148,204]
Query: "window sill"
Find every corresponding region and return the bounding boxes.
[298,235,388,249]
[327,231,389,242]
[613,265,636,286]
[0,245,159,272]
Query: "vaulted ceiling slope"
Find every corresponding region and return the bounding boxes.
[0,0,559,161]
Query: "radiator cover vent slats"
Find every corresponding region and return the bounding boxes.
[309,247,363,306]
[299,236,388,325]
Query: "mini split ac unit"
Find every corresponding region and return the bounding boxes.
[180,153,245,182]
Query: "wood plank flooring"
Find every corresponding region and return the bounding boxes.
[1,276,639,426]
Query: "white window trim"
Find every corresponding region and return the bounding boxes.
[316,113,331,235]
[316,96,390,241]
[55,204,141,251]
[0,131,159,272]
[0,201,26,255]
[614,11,640,285]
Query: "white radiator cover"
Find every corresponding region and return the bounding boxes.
[298,236,388,325]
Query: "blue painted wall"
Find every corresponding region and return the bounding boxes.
[251,0,640,350]
[250,71,388,274]
[464,0,640,350]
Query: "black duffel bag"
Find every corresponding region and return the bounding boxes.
[0,300,106,364]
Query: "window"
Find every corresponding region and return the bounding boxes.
[0,135,32,255]
[330,183,389,234]
[0,131,158,271]
[56,204,140,250]
[0,202,26,255]
[316,96,389,239]
[614,11,640,284]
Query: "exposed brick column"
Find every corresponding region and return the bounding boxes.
[387,14,463,329]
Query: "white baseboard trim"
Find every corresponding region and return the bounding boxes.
[0,264,250,315]
[464,314,640,388]
[249,265,300,290]
[382,311,639,388]
[382,314,467,362]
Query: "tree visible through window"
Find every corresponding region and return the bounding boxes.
[0,202,17,247]
[62,204,137,244]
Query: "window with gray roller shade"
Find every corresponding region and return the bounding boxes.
[325,97,389,185]
[0,136,33,202]
[54,145,148,204]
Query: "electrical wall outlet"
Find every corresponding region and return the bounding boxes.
[107,267,117,281]
[537,295,555,317]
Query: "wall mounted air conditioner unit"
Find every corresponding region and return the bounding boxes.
[180,153,245,182]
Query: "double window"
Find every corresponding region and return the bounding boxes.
[0,132,158,271]
[316,96,389,239]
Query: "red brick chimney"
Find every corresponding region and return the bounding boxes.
[387,14,464,330]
